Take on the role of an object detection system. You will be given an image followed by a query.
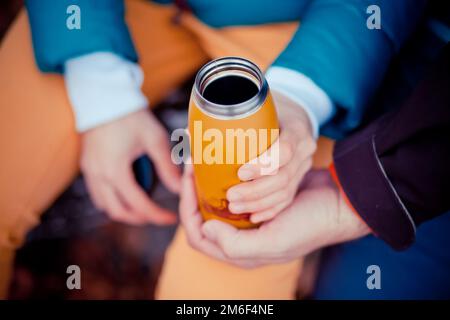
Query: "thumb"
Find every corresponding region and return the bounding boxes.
[202,220,262,259]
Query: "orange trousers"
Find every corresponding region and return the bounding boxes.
[0,0,332,299]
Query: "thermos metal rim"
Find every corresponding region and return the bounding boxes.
[193,57,268,120]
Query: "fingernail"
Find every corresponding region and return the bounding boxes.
[238,169,254,181]
[202,223,216,240]
[229,203,245,213]
[227,190,242,201]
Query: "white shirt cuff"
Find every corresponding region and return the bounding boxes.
[64,52,148,132]
[265,66,335,138]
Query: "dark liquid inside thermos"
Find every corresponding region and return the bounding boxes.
[202,75,259,105]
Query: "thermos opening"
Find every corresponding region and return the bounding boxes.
[202,75,259,105]
[193,57,268,119]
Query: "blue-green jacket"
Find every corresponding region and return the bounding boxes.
[25,0,426,138]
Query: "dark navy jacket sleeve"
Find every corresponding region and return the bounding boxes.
[273,0,427,138]
[25,0,138,73]
[332,45,450,250]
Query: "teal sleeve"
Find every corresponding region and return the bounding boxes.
[25,0,138,73]
[273,0,426,138]
[185,0,309,27]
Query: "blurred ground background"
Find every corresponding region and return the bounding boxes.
[1,1,190,299]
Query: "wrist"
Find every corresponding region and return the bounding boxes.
[271,90,315,140]
[322,170,371,247]
[266,66,335,139]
